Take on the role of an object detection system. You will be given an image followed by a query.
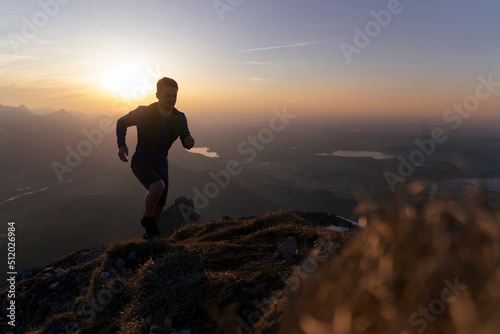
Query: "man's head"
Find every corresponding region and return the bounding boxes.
[156,77,178,111]
[156,77,178,92]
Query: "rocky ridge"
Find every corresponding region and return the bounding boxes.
[0,198,358,334]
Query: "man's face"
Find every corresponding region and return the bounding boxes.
[156,85,178,110]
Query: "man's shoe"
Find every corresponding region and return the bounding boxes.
[143,233,154,240]
[141,216,161,237]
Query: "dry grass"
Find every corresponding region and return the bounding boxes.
[15,186,499,334]
[270,185,500,334]
[19,211,353,334]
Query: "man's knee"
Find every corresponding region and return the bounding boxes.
[149,180,165,195]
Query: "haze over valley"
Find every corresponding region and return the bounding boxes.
[1,104,499,279]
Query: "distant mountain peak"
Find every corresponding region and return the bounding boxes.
[0,104,34,116]
[18,104,30,111]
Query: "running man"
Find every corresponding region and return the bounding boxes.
[116,77,195,238]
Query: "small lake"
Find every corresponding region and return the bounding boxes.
[1,186,50,205]
[187,147,219,158]
[317,150,394,160]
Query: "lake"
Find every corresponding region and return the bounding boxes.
[187,147,220,158]
[317,150,394,160]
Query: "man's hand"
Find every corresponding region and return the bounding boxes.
[118,146,129,162]
[183,136,195,149]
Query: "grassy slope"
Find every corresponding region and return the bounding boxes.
[269,193,500,334]
[3,191,499,334]
[1,211,356,334]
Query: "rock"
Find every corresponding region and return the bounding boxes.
[329,214,359,228]
[326,225,350,233]
[273,237,298,259]
[55,268,66,278]
[115,258,125,269]
[49,282,60,290]
[20,265,43,280]
[292,250,305,260]
[19,290,31,302]
[164,317,173,329]
[237,216,255,220]
[100,272,111,279]
[42,316,79,334]
[149,324,163,333]
[160,196,203,236]
[128,251,140,267]
[170,329,191,334]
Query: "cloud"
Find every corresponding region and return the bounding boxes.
[229,77,282,84]
[235,39,333,53]
[0,54,38,61]
[302,23,335,28]
[248,77,280,82]
[215,61,272,65]
[0,53,39,72]
[233,61,269,65]
[215,61,302,66]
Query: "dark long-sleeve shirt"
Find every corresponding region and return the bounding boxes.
[116,105,191,169]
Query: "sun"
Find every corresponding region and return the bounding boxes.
[99,59,154,98]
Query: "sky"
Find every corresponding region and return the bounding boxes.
[0,0,499,119]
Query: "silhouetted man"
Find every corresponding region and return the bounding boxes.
[116,77,195,238]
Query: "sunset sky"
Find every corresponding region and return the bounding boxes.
[1,0,499,118]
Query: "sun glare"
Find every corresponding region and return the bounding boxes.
[99,60,154,98]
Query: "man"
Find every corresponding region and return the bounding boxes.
[116,77,195,238]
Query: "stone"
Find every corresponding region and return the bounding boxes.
[149,324,163,333]
[326,225,350,233]
[160,196,203,236]
[170,330,191,334]
[55,268,66,278]
[115,258,125,269]
[273,237,298,259]
[21,265,43,280]
[164,317,173,329]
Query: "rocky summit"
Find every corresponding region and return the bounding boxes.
[0,205,358,334]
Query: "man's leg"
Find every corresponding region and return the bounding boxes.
[131,160,165,237]
[152,167,169,226]
[153,205,165,225]
[144,180,165,217]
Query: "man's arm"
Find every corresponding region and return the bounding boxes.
[117,146,129,162]
[179,113,195,149]
[116,107,145,162]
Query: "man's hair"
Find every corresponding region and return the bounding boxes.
[157,77,178,92]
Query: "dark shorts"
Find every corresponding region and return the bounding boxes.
[131,159,169,206]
